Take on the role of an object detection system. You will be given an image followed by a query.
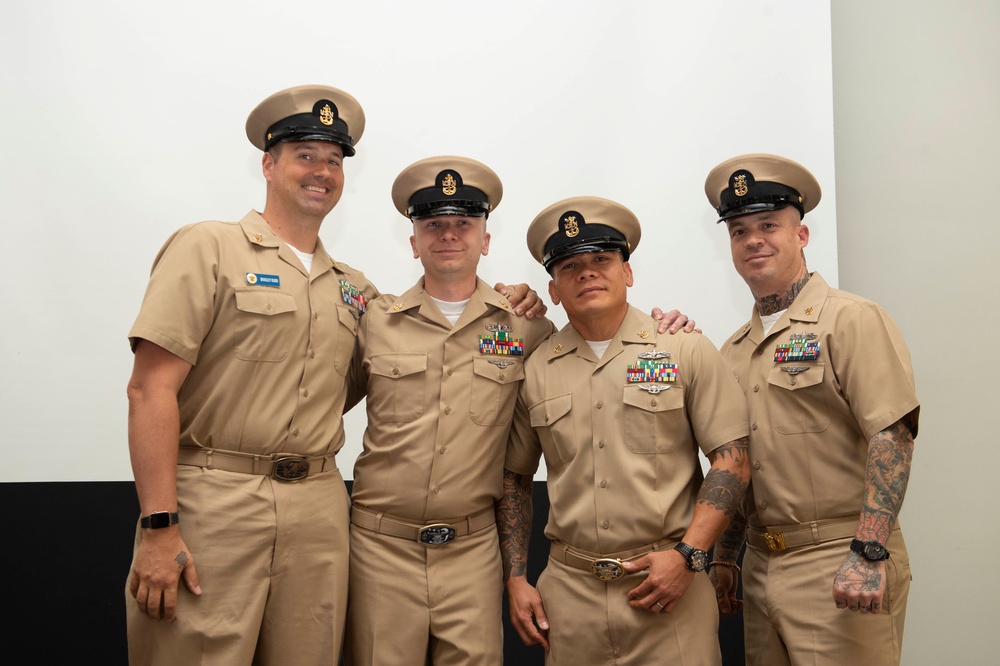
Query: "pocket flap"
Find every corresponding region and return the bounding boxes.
[767,364,825,390]
[528,394,572,427]
[622,384,684,413]
[472,357,525,385]
[370,353,427,379]
[234,289,297,315]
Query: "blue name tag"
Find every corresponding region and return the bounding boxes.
[246,272,280,287]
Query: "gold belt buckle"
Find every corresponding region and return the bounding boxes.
[418,524,457,546]
[272,456,310,482]
[590,558,625,581]
[763,531,787,552]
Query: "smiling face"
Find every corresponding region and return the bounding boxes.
[725,206,809,299]
[409,215,490,285]
[262,140,345,222]
[548,250,632,336]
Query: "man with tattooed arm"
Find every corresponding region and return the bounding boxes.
[498,196,751,664]
[704,154,919,666]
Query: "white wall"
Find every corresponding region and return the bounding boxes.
[0,1,836,482]
[831,1,999,662]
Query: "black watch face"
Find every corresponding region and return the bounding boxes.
[863,542,886,561]
[689,549,709,571]
[149,512,172,529]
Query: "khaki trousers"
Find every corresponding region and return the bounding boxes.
[126,465,351,665]
[743,529,910,666]
[538,556,722,666]
[344,520,503,666]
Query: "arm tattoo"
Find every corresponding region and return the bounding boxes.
[713,511,747,563]
[497,469,533,580]
[757,273,811,316]
[698,438,750,517]
[858,419,914,542]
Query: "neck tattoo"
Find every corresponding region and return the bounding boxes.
[757,274,811,316]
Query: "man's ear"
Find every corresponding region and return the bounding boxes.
[409,235,419,259]
[623,261,634,288]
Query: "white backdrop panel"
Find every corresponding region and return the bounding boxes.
[0,1,835,481]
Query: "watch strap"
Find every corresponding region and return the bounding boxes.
[140,511,180,529]
[849,538,889,561]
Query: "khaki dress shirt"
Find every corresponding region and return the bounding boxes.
[349,277,556,519]
[506,305,749,554]
[130,210,377,457]
[720,273,920,528]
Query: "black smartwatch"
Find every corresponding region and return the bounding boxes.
[850,539,889,562]
[140,511,179,529]
[674,542,709,572]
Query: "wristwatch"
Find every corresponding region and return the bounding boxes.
[850,539,889,562]
[674,542,709,572]
[140,511,179,529]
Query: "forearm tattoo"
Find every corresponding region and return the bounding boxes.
[858,419,914,542]
[698,438,750,517]
[714,512,748,562]
[756,273,811,316]
[497,469,533,580]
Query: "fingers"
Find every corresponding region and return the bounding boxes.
[181,562,203,597]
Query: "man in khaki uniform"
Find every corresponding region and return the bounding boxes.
[342,156,555,665]
[704,154,919,666]
[125,85,375,664]
[499,196,751,665]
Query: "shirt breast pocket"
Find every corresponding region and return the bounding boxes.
[470,357,525,426]
[623,385,685,454]
[528,394,576,469]
[766,364,831,434]
[368,353,427,423]
[233,289,297,362]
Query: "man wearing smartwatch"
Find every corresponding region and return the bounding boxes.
[123,85,552,664]
[704,154,920,665]
[498,196,751,664]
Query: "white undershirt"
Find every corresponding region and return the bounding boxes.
[288,245,314,274]
[760,309,786,337]
[430,296,470,326]
[586,339,613,358]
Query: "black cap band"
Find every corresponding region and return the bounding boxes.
[717,176,804,221]
[542,218,631,272]
[263,99,356,155]
[408,199,491,220]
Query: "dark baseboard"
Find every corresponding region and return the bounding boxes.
[1,481,743,665]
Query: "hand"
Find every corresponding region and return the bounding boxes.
[832,551,885,614]
[651,308,700,334]
[129,528,202,621]
[708,563,743,617]
[622,550,695,613]
[495,282,547,319]
[505,576,550,651]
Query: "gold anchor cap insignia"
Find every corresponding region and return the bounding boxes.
[733,173,749,197]
[442,173,457,196]
[562,213,580,238]
[319,103,334,126]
